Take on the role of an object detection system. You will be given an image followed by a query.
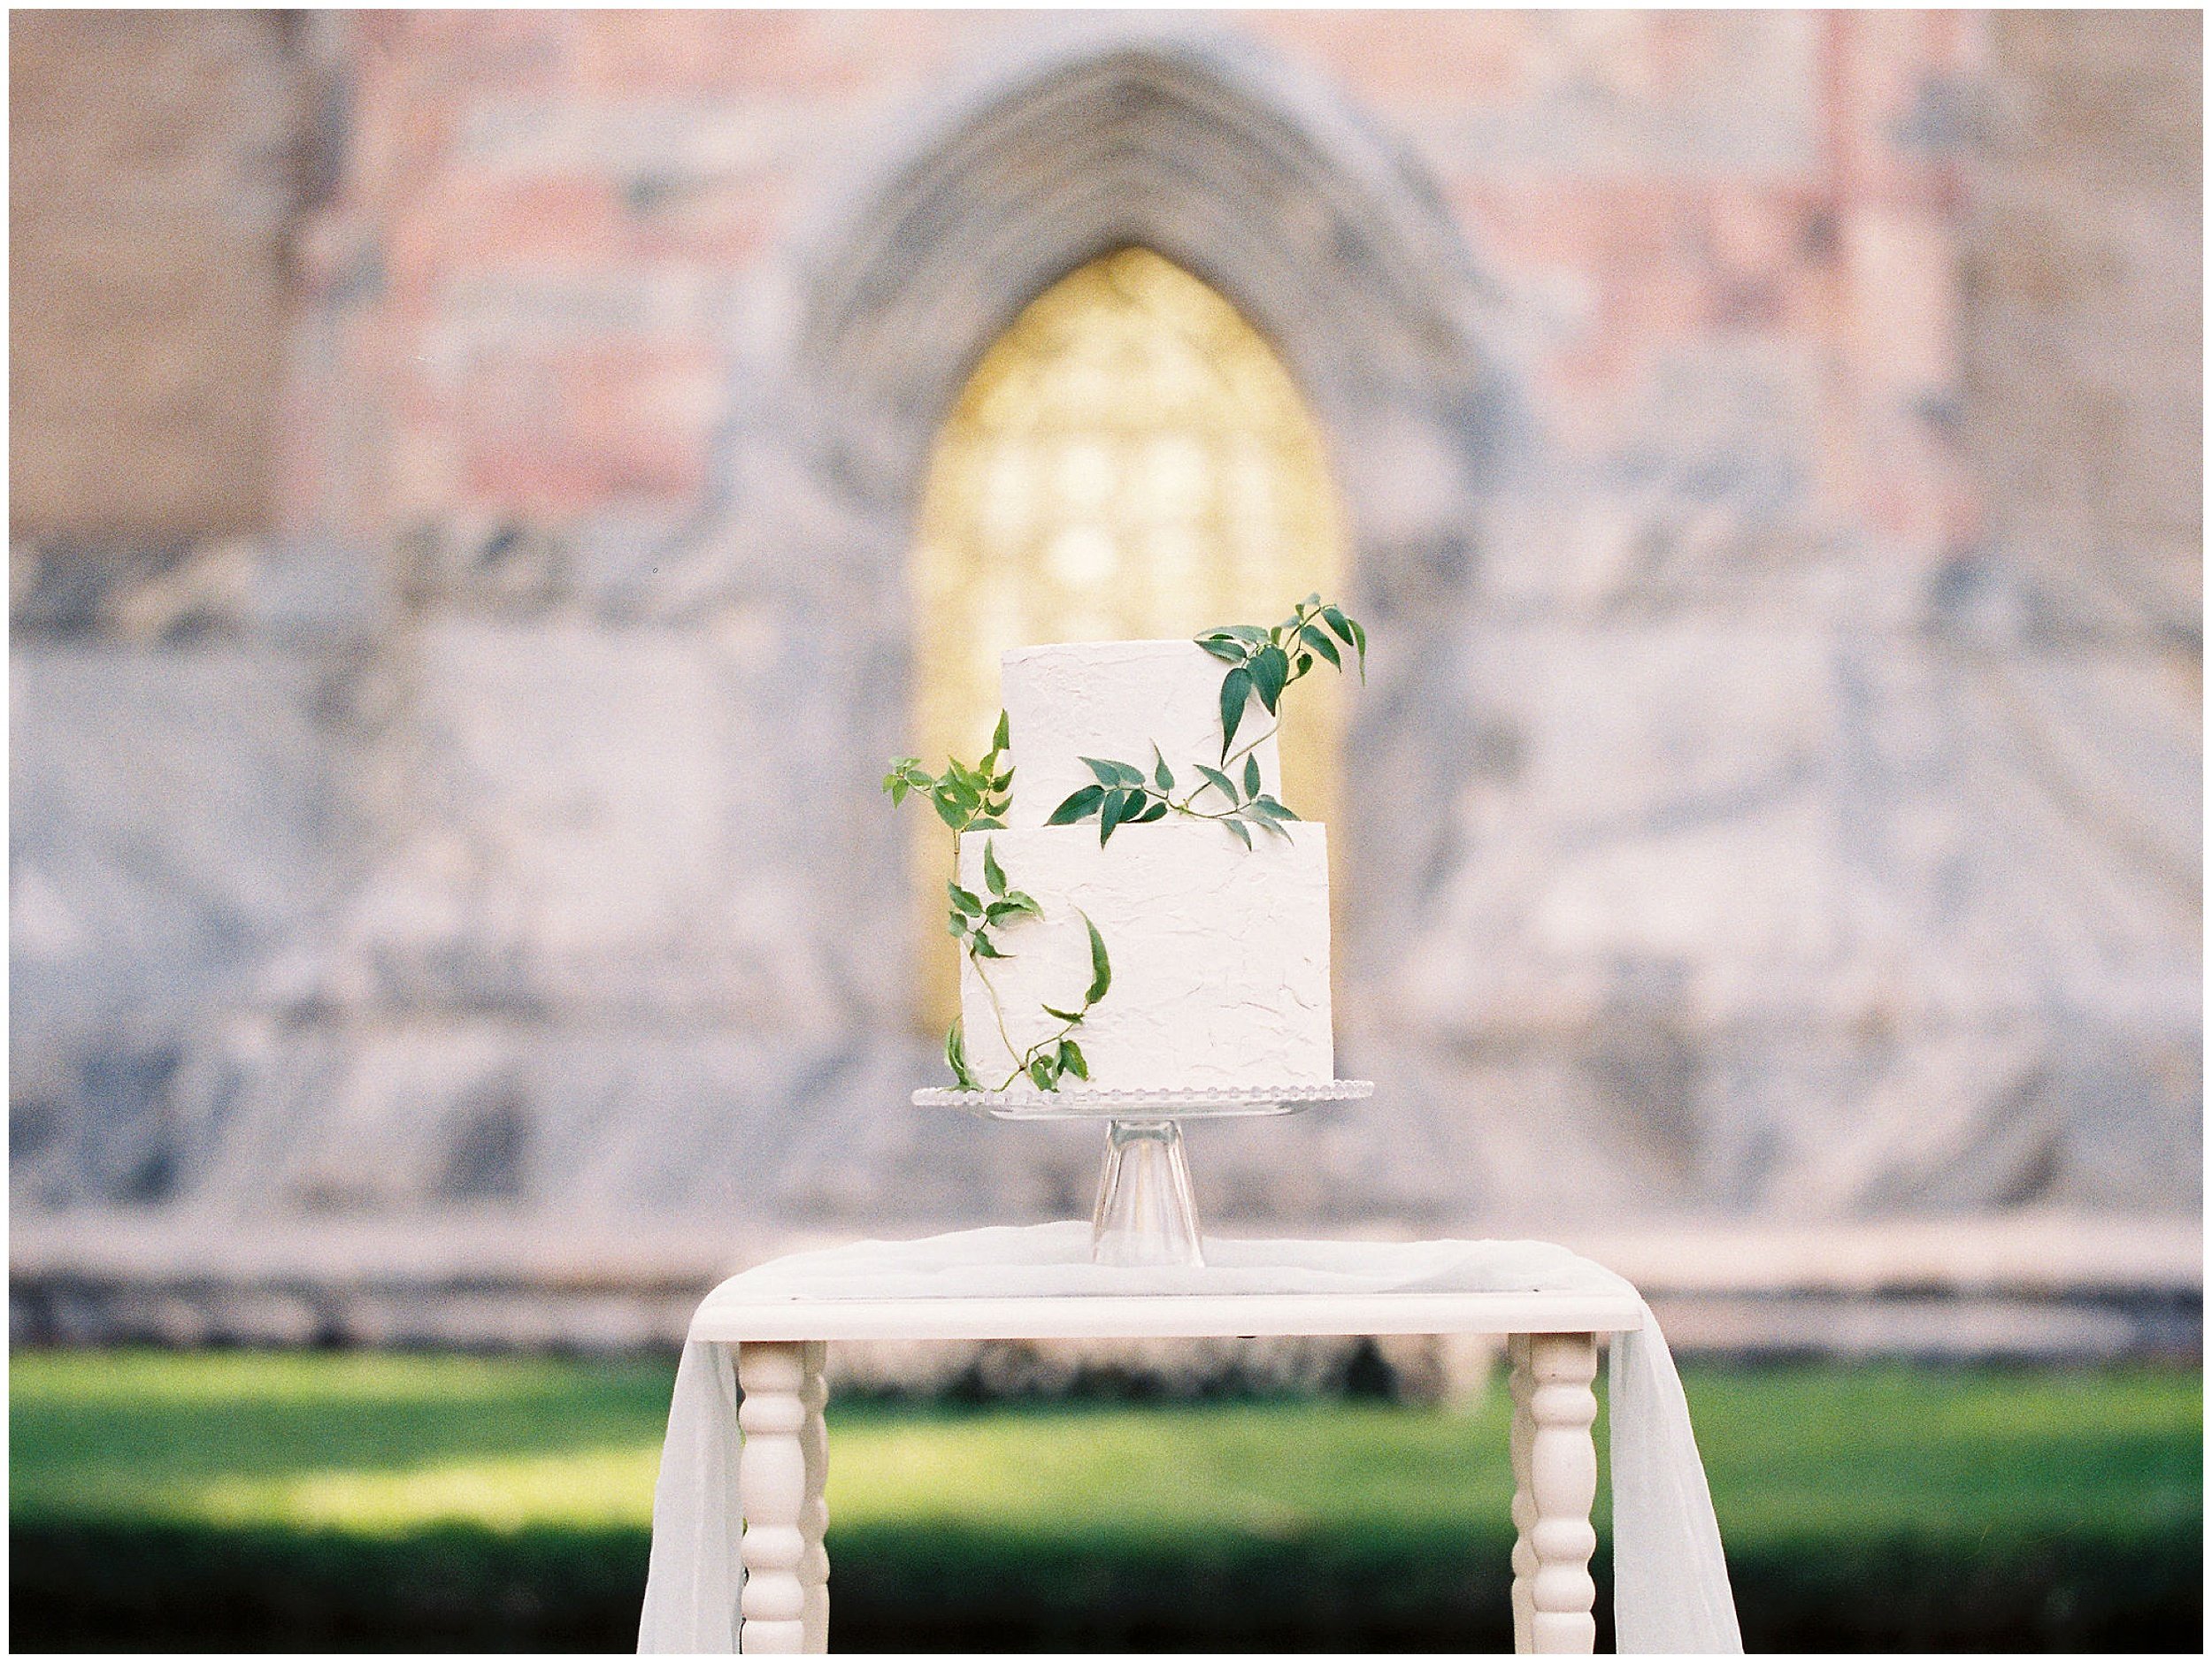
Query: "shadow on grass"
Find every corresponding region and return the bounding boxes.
[11,1519,2201,1652]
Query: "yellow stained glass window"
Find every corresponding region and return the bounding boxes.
[910,246,1345,1027]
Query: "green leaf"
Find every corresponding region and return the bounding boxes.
[1243,753,1262,800]
[1217,624,1269,645]
[1194,763,1240,804]
[1152,745,1175,793]
[1081,756,1126,788]
[983,899,1035,924]
[948,883,983,916]
[1196,636,1248,664]
[1322,605,1357,647]
[1303,591,1323,609]
[970,933,1007,959]
[1348,617,1367,680]
[1028,1055,1057,1092]
[990,770,1013,792]
[1250,645,1289,713]
[1047,784,1105,824]
[1082,912,1111,1004]
[993,709,1010,753]
[1041,1004,1087,1023]
[1058,1038,1089,1080]
[1249,794,1300,822]
[970,816,1007,831]
[931,789,967,829]
[946,1023,979,1090]
[946,912,968,937]
[1219,667,1252,757]
[1299,624,1341,670]
[1294,653,1313,676]
[1131,799,1168,824]
[1099,786,1133,844]
[982,839,1007,897]
[1224,816,1253,849]
[1002,888,1040,913]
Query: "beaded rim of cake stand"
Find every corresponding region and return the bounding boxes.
[912,1080,1374,1122]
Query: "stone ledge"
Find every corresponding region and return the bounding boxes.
[12,1207,2194,1293]
[11,1208,2198,1363]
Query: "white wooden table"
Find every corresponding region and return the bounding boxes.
[688,1272,1644,1654]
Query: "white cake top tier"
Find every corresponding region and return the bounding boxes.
[1002,640,1282,827]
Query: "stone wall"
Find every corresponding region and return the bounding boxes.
[10,12,2199,1250]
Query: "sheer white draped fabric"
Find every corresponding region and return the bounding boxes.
[637,1224,1740,1653]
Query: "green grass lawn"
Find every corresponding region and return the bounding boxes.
[10,1349,2201,1651]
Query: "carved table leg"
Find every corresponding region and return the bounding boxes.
[799,1340,830,1653]
[737,1341,810,1653]
[1511,1332,1600,1654]
[1508,1334,1535,1652]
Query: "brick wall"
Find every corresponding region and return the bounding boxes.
[9,10,317,545]
[281,11,1987,556]
[20,11,2194,595]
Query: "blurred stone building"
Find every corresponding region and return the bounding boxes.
[11,11,2200,1341]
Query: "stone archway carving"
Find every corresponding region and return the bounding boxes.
[766,27,1512,605]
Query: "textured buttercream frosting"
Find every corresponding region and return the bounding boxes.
[957,822,1332,1091]
[1002,640,1281,828]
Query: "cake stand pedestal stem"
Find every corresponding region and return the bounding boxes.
[1091,1119,1204,1268]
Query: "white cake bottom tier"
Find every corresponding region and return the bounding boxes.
[955,822,1333,1092]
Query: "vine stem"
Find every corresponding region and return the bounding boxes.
[969,950,1025,1077]
[1154,728,1286,819]
[1161,793,1242,821]
[1219,721,1279,772]
[970,950,1090,1092]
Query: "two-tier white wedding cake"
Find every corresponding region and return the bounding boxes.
[953,640,1333,1091]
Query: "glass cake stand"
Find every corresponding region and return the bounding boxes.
[911,1081,1375,1268]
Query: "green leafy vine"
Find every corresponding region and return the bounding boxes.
[884,716,1115,1092]
[1048,745,1298,850]
[884,710,1012,832]
[1045,593,1365,847]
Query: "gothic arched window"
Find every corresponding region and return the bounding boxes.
[909,247,1345,1024]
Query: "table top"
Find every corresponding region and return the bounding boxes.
[688,1284,1644,1342]
[685,1226,1646,1342]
